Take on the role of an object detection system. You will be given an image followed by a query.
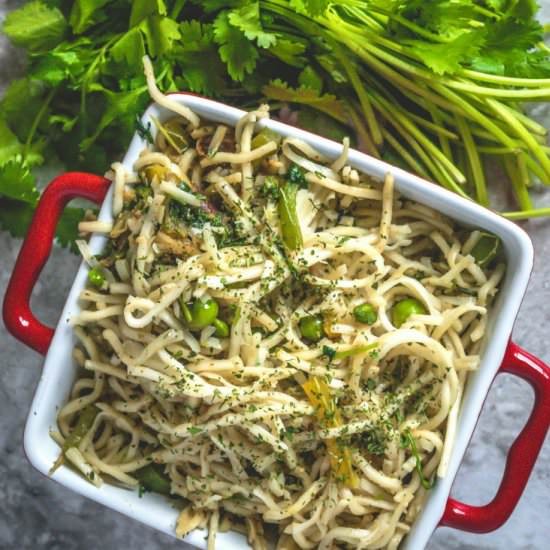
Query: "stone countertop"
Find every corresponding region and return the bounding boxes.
[1,3,550,549]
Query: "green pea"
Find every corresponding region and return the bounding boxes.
[299,315,324,342]
[88,267,105,288]
[212,318,229,338]
[188,298,219,330]
[353,303,377,325]
[392,298,427,328]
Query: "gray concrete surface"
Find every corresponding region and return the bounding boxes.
[1,2,550,549]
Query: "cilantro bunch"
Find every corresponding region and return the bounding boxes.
[2,0,550,247]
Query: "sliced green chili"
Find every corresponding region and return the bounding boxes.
[278,180,303,250]
[469,232,502,267]
[63,405,100,453]
[134,463,171,495]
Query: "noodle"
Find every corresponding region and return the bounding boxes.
[52,59,505,550]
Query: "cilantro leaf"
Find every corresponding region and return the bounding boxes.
[214,11,259,81]
[80,85,148,151]
[228,2,277,49]
[0,161,39,204]
[289,0,330,17]
[129,0,167,28]
[174,21,226,95]
[3,1,67,52]
[406,31,485,75]
[69,0,110,34]
[0,78,47,143]
[30,50,86,87]
[262,79,348,122]
[268,38,307,67]
[56,207,87,252]
[298,66,323,93]
[0,198,35,238]
[469,17,550,78]
[394,0,482,41]
[140,15,181,57]
[111,28,146,72]
[0,118,23,166]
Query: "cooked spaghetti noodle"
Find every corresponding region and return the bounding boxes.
[52,57,505,550]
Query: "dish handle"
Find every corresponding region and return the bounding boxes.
[2,172,110,355]
[440,341,550,533]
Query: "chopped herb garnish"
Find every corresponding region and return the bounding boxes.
[135,115,154,145]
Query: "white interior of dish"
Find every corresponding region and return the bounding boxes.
[24,94,533,550]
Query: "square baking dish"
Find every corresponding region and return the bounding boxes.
[4,93,550,549]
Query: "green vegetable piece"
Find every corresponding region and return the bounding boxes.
[134,463,171,495]
[88,267,105,288]
[392,298,427,328]
[469,232,502,267]
[333,341,379,360]
[212,318,229,338]
[287,164,307,188]
[155,116,189,154]
[353,303,377,325]
[251,127,281,151]
[140,164,168,184]
[298,66,323,93]
[401,429,434,490]
[299,315,324,342]
[179,298,193,323]
[278,181,303,250]
[63,405,100,453]
[188,298,219,330]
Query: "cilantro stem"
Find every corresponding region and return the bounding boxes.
[432,84,519,151]
[382,128,429,179]
[502,207,550,219]
[486,98,550,179]
[332,41,383,146]
[503,154,534,211]
[524,155,548,183]
[455,115,488,206]
[170,0,187,20]
[407,110,459,142]
[80,35,120,135]
[502,104,548,137]
[427,105,453,162]
[347,100,379,158]
[460,68,550,87]
[370,87,467,188]
[24,87,56,158]
[373,94,459,191]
